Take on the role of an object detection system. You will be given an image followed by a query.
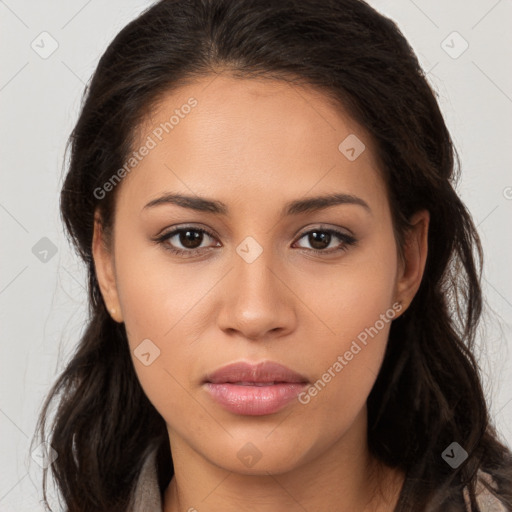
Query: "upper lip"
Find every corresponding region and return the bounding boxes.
[203,361,309,384]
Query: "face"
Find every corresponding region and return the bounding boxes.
[93,74,428,475]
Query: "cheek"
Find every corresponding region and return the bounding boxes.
[115,258,203,427]
[113,231,209,344]
[308,227,398,342]
[112,235,218,416]
[298,232,399,411]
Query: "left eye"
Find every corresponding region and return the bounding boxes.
[294,228,356,253]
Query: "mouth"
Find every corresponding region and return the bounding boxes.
[203,360,309,385]
[202,361,309,416]
[223,381,288,386]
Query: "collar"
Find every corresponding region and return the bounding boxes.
[127,445,163,512]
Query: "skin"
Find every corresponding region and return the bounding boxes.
[93,73,429,512]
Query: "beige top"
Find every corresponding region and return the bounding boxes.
[463,470,508,512]
[127,446,163,511]
[127,446,507,512]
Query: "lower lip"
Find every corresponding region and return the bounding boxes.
[204,382,308,415]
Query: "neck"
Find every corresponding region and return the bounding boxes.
[163,408,404,512]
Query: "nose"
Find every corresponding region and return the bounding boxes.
[216,244,297,342]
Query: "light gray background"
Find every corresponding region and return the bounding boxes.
[1,1,511,510]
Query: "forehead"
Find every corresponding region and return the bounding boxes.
[117,74,387,217]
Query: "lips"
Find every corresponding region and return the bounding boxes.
[203,361,309,385]
[202,361,309,415]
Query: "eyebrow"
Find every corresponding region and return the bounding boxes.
[143,192,371,216]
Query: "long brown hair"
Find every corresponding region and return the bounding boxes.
[33,0,512,510]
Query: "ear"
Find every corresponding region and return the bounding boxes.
[394,209,429,315]
[92,210,123,323]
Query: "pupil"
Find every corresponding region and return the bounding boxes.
[180,230,202,249]
[310,231,330,250]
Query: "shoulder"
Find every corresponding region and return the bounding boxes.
[463,469,508,512]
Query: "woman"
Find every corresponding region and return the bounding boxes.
[34,0,512,510]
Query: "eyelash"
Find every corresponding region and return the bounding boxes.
[154,225,357,258]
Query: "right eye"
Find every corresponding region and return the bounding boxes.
[156,226,221,257]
